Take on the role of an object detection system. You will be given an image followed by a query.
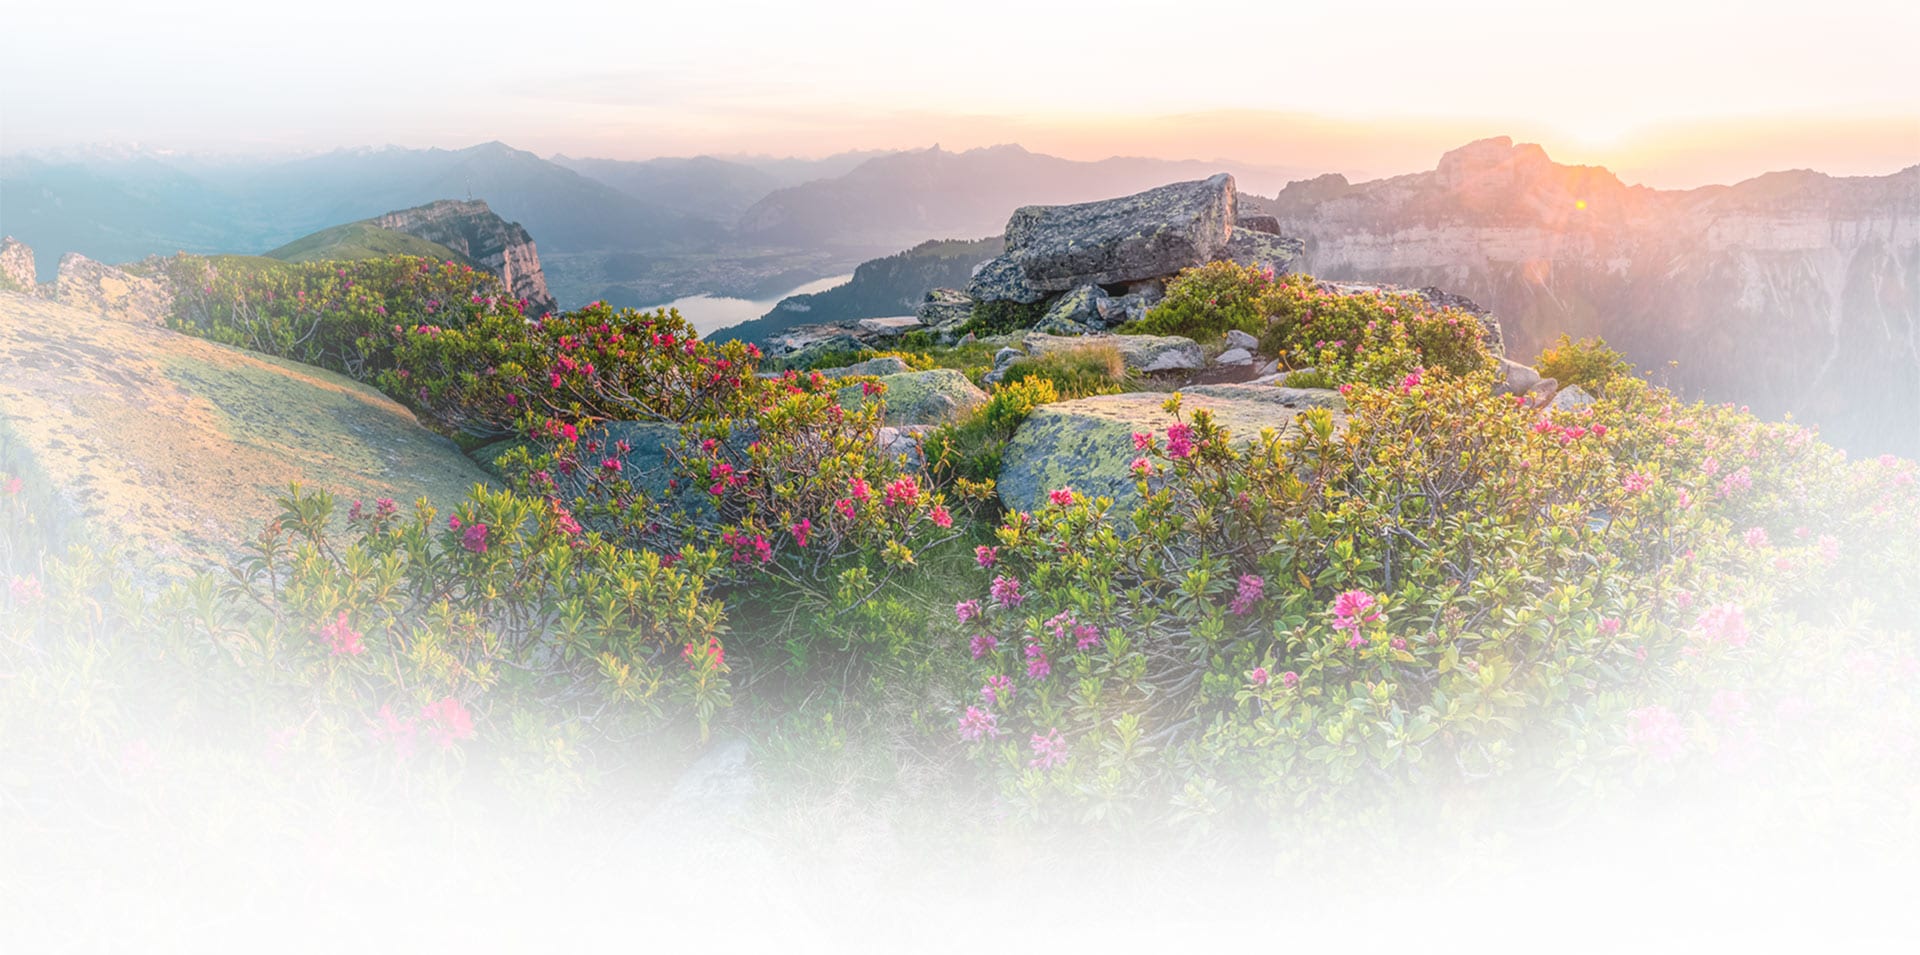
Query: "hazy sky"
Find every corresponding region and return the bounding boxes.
[3,0,1916,185]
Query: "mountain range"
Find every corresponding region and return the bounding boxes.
[1248,137,1920,454]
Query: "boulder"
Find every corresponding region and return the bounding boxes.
[966,253,1045,304]
[1003,174,1236,292]
[819,356,913,379]
[837,369,988,426]
[877,425,934,471]
[1033,284,1110,335]
[0,291,493,577]
[53,253,173,326]
[998,384,1345,516]
[916,288,975,337]
[1224,329,1260,351]
[1215,347,1255,366]
[1234,213,1282,235]
[0,237,37,294]
[855,316,922,336]
[1020,332,1204,374]
[1216,229,1306,274]
[1496,358,1559,406]
[1550,384,1596,412]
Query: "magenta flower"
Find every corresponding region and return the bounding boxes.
[1625,704,1687,762]
[1024,642,1051,680]
[1228,574,1265,615]
[1743,526,1770,549]
[956,599,983,624]
[9,575,44,606]
[930,504,954,529]
[318,612,365,657]
[461,523,489,554]
[1694,603,1751,647]
[974,545,998,568]
[969,632,998,659]
[1132,431,1153,451]
[1027,729,1069,770]
[1331,589,1381,645]
[1048,487,1075,507]
[1621,471,1653,495]
[421,696,476,750]
[1165,423,1196,460]
[982,674,1014,706]
[1281,671,1300,688]
[958,706,1000,742]
[1250,667,1270,685]
[990,575,1024,608]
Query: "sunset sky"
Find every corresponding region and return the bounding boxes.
[3,0,1915,186]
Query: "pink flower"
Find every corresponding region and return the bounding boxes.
[990,575,1024,608]
[421,697,476,750]
[1817,535,1841,563]
[1599,617,1622,636]
[982,675,1014,706]
[1694,603,1750,647]
[835,498,857,520]
[956,599,983,624]
[3,476,22,495]
[1024,642,1051,680]
[1625,704,1687,762]
[883,476,920,508]
[1072,623,1102,650]
[1330,589,1381,644]
[9,575,44,605]
[318,612,365,657]
[1281,671,1300,688]
[850,478,872,503]
[969,632,999,659]
[1048,487,1075,507]
[791,518,812,548]
[1130,457,1154,477]
[1621,472,1653,495]
[974,545,998,568]
[929,504,954,529]
[373,705,419,759]
[1251,667,1270,685]
[1397,367,1423,394]
[1132,431,1153,451]
[1718,467,1753,497]
[1028,729,1069,770]
[958,706,1000,742]
[1228,574,1264,615]
[461,523,489,554]
[1165,424,1196,460]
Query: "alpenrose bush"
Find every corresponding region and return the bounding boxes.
[1133,265,1493,387]
[949,367,1920,829]
[163,254,516,380]
[0,480,734,812]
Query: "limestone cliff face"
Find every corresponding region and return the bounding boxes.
[371,200,557,316]
[1257,138,1920,454]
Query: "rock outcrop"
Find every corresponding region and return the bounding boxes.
[0,237,38,294]
[998,384,1345,516]
[1253,136,1920,454]
[1019,332,1205,373]
[52,253,173,326]
[371,200,558,316]
[0,290,492,576]
[837,370,989,426]
[1000,174,1237,291]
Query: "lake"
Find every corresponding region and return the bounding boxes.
[647,274,853,336]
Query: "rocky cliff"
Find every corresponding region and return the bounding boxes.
[1253,138,1920,454]
[0,237,36,293]
[371,199,558,316]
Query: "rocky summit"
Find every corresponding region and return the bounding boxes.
[1002,173,1237,291]
[370,200,558,316]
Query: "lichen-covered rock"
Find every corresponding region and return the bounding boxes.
[820,356,913,378]
[1496,358,1559,405]
[916,287,975,336]
[966,253,1044,304]
[998,384,1345,516]
[53,253,173,326]
[877,425,934,470]
[0,290,492,577]
[1021,332,1204,373]
[1003,174,1236,292]
[837,369,988,426]
[1235,213,1282,235]
[1033,284,1111,335]
[1215,347,1254,366]
[856,316,922,336]
[1216,228,1306,274]
[1224,329,1259,351]
[1550,384,1596,411]
[0,237,38,294]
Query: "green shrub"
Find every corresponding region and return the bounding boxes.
[1128,261,1279,340]
[1537,333,1634,395]
[927,378,1061,491]
[998,344,1130,399]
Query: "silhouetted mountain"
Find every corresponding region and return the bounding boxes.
[1250,137,1920,454]
[552,154,780,220]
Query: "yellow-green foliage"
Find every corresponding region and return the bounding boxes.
[999,343,1130,399]
[1537,332,1634,395]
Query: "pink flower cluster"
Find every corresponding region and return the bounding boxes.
[1165,423,1196,460]
[1028,729,1069,770]
[721,529,772,564]
[1625,704,1686,762]
[990,575,1025,608]
[1048,487,1075,507]
[318,612,365,657]
[1228,574,1265,615]
[958,706,1000,742]
[1693,603,1751,647]
[1331,589,1381,647]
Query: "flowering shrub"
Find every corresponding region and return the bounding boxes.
[163,254,514,380]
[1129,261,1279,339]
[1536,333,1634,395]
[948,369,1920,829]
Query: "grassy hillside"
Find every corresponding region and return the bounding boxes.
[263,221,471,265]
